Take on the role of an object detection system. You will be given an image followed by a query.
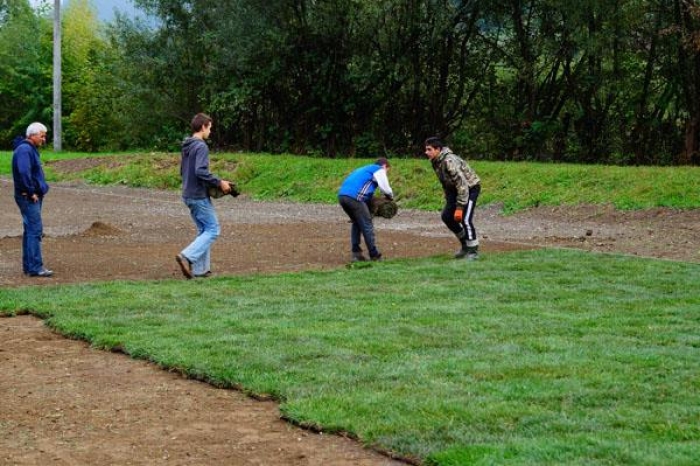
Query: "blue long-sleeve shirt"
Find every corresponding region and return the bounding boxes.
[338,163,393,203]
[12,138,49,197]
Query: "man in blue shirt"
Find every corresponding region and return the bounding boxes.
[338,158,394,262]
[12,122,53,277]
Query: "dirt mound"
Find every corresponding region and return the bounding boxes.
[80,221,124,237]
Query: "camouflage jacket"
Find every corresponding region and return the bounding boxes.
[431,147,481,208]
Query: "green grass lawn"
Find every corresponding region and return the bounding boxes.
[2,249,699,465]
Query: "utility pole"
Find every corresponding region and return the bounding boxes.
[53,0,62,151]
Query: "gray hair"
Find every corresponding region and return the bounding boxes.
[26,122,48,137]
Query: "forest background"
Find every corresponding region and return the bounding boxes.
[1,0,700,165]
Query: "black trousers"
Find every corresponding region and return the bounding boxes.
[441,184,480,246]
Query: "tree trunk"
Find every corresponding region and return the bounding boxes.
[681,117,698,164]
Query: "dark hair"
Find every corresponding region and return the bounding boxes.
[191,113,213,133]
[424,136,444,149]
[375,157,390,167]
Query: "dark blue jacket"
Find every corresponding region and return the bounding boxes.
[12,138,49,197]
[180,136,221,199]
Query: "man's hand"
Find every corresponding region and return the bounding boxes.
[220,180,231,194]
[454,208,464,223]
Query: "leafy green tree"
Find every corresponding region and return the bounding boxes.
[108,0,501,156]
[93,0,700,163]
[360,0,498,154]
[669,0,700,164]
[201,0,369,155]
[0,0,52,146]
[102,0,219,150]
[61,0,126,151]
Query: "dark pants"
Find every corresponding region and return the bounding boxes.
[14,194,45,274]
[338,195,380,258]
[442,184,480,247]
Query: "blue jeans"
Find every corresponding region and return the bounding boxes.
[180,197,220,275]
[338,195,380,258]
[14,194,45,275]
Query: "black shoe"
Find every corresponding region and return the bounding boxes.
[29,268,53,277]
[351,252,367,262]
[194,271,212,278]
[467,246,479,260]
[370,253,383,262]
[455,245,479,260]
[175,254,193,279]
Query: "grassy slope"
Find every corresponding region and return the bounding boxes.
[1,151,699,211]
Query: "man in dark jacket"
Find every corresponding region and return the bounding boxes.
[175,113,233,279]
[12,122,53,277]
[424,137,482,260]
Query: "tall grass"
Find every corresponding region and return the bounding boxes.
[2,151,698,211]
[1,250,699,465]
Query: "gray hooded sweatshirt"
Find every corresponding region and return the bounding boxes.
[180,136,221,199]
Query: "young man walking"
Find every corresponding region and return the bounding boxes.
[424,137,482,260]
[176,113,232,279]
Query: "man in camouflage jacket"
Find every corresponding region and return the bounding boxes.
[424,137,482,260]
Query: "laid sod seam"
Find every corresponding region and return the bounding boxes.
[1,249,699,465]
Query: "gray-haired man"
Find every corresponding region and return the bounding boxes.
[12,122,53,277]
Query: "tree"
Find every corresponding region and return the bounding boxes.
[70,0,700,163]
[60,0,124,151]
[672,0,700,164]
[0,0,52,146]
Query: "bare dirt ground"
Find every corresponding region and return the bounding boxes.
[1,173,698,465]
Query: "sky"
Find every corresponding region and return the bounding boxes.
[30,0,144,23]
[83,0,142,22]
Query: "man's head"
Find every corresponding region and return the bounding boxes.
[424,136,444,160]
[191,113,213,138]
[375,157,390,169]
[26,122,48,147]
